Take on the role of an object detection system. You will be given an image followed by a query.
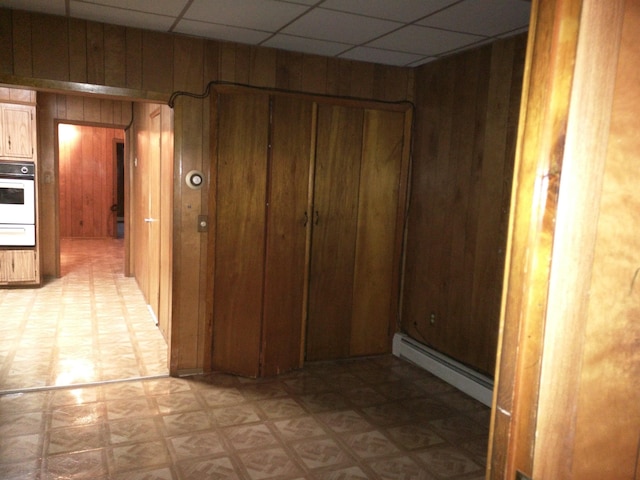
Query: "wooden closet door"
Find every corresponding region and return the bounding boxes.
[306,104,363,361]
[260,96,313,375]
[212,93,270,377]
[350,109,406,356]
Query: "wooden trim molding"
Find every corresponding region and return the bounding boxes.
[487,0,626,478]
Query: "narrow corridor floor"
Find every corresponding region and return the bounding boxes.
[0,238,168,393]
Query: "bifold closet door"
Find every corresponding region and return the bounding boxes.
[306,104,364,361]
[260,96,314,375]
[212,93,270,377]
[350,109,405,356]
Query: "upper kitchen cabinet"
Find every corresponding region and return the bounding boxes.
[209,89,411,377]
[0,103,35,161]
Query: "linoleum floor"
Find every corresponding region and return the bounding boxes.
[0,239,490,479]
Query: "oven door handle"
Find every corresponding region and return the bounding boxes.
[0,182,25,189]
[0,227,27,234]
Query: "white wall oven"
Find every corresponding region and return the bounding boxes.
[0,161,35,246]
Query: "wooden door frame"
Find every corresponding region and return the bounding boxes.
[487,0,626,477]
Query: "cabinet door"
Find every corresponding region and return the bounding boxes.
[350,109,406,356]
[0,250,37,283]
[260,96,314,375]
[2,105,33,159]
[306,104,363,361]
[212,93,270,377]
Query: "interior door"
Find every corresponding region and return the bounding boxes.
[147,109,162,321]
[212,93,270,377]
[306,104,363,361]
[350,109,405,356]
[260,95,314,375]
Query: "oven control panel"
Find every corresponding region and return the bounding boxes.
[0,161,35,179]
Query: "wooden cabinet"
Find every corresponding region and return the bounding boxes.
[0,250,38,284]
[209,90,410,377]
[0,93,39,287]
[0,104,35,160]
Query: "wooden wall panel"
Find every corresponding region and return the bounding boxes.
[402,34,527,376]
[32,14,68,81]
[86,21,105,85]
[58,124,122,238]
[12,10,32,78]
[104,24,127,88]
[0,9,13,74]
[68,18,87,84]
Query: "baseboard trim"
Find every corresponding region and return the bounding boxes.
[392,333,493,407]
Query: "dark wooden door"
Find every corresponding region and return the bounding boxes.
[305,104,363,361]
[350,109,405,356]
[260,95,313,375]
[212,93,270,377]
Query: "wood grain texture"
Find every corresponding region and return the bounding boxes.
[571,3,640,474]
[306,104,363,361]
[212,93,269,377]
[350,109,404,356]
[261,95,313,375]
[402,34,526,376]
[58,124,121,238]
[532,0,629,478]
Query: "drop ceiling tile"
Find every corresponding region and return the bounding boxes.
[70,2,176,30]
[74,0,189,17]
[262,34,350,57]
[321,0,460,23]
[369,25,483,57]
[282,8,401,44]
[407,57,438,68]
[0,0,66,15]
[184,0,309,32]
[418,0,531,36]
[277,0,318,5]
[339,47,425,67]
[173,20,271,45]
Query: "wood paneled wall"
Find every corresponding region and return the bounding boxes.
[402,34,527,376]
[37,93,132,277]
[58,124,124,238]
[1,8,413,374]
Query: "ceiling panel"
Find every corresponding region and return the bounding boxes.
[76,0,189,17]
[183,0,309,31]
[339,47,426,67]
[369,25,484,57]
[173,20,272,45]
[0,0,531,67]
[0,0,65,16]
[263,34,350,57]
[418,0,532,36]
[281,9,401,44]
[70,2,177,31]
[320,0,460,23]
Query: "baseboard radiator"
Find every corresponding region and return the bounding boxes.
[392,333,493,407]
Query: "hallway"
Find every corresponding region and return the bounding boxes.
[0,238,168,393]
